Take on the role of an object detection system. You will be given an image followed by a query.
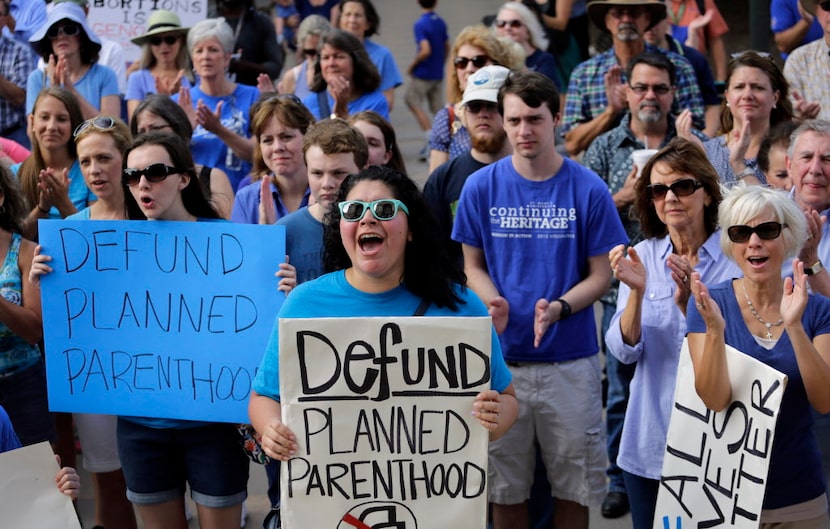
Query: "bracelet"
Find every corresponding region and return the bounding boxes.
[555,298,572,320]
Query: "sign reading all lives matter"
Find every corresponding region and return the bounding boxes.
[87,1,209,64]
[39,220,284,423]
[279,317,493,529]
[654,340,788,529]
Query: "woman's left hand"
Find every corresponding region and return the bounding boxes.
[472,390,503,433]
[195,99,224,133]
[782,258,809,327]
[667,254,693,314]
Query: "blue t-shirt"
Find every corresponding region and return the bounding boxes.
[230,180,311,225]
[275,207,324,285]
[175,83,259,192]
[412,12,448,81]
[0,405,21,453]
[302,89,389,120]
[452,156,628,362]
[10,160,93,219]
[771,0,823,59]
[364,39,403,93]
[125,69,191,103]
[687,280,830,509]
[26,63,119,115]
[252,270,511,400]
[526,48,562,90]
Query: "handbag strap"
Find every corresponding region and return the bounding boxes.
[413,299,430,316]
[317,91,331,117]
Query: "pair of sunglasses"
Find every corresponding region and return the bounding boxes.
[629,83,672,96]
[727,222,787,243]
[466,100,498,114]
[123,163,181,186]
[73,116,117,138]
[338,199,409,222]
[47,24,80,39]
[454,55,490,69]
[495,19,523,29]
[646,178,703,200]
[149,35,179,46]
[302,48,317,58]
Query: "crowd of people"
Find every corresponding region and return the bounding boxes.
[0,0,830,528]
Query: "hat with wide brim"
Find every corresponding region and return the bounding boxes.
[587,0,667,31]
[29,3,101,58]
[131,10,189,46]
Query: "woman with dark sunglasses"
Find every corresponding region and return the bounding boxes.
[249,166,518,486]
[689,184,830,528]
[26,2,119,120]
[276,15,331,100]
[605,138,740,529]
[428,24,524,173]
[493,3,562,88]
[125,10,192,120]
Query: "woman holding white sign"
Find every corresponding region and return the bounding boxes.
[249,165,518,459]
[606,138,740,529]
[689,185,830,527]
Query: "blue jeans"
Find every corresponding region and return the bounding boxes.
[265,459,280,508]
[622,471,659,529]
[602,301,636,494]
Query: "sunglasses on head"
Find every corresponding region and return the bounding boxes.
[727,221,786,243]
[730,50,774,61]
[149,35,179,46]
[495,19,523,29]
[338,199,409,222]
[466,100,498,114]
[647,178,703,200]
[47,24,80,39]
[264,93,303,106]
[73,116,117,138]
[123,163,181,186]
[454,55,490,69]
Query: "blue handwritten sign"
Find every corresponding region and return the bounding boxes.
[39,220,284,423]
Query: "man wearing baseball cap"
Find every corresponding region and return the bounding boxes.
[560,0,705,156]
[424,65,512,265]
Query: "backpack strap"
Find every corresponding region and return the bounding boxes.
[413,299,431,316]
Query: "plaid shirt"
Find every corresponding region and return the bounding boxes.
[582,112,708,304]
[561,44,705,136]
[0,35,31,133]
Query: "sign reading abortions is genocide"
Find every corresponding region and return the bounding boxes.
[39,220,284,423]
[654,340,787,529]
[279,317,493,529]
[87,0,208,64]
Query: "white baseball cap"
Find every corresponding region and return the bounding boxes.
[461,66,511,108]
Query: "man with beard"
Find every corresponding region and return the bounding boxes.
[582,51,707,519]
[561,0,705,156]
[424,65,512,265]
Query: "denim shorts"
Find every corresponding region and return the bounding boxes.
[0,359,54,445]
[117,418,249,507]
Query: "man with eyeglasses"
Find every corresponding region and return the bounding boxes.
[784,0,830,121]
[582,51,707,520]
[561,0,705,156]
[424,65,511,266]
[453,70,627,529]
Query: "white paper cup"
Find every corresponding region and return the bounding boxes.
[631,149,659,178]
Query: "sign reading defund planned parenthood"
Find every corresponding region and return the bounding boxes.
[39,220,284,423]
[279,317,493,529]
[654,340,788,529]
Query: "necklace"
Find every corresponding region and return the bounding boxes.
[741,281,783,340]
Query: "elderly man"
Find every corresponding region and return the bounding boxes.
[784,0,830,120]
[561,0,705,156]
[582,51,707,519]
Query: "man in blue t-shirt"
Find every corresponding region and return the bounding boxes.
[453,70,627,529]
[404,0,448,158]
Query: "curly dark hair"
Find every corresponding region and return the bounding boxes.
[310,29,381,95]
[323,166,466,309]
[123,132,220,220]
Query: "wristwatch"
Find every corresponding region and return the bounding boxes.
[805,260,824,276]
[555,298,572,320]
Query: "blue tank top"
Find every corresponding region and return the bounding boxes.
[0,233,41,375]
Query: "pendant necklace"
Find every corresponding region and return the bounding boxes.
[742,281,783,340]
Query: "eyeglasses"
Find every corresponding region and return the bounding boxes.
[302,48,318,58]
[454,55,490,69]
[149,35,179,46]
[73,116,117,138]
[338,199,410,222]
[607,7,645,19]
[727,221,787,243]
[123,163,181,186]
[629,83,672,96]
[466,100,498,114]
[646,178,703,200]
[47,24,81,39]
[495,19,523,29]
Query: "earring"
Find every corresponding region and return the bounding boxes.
[725,102,730,107]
